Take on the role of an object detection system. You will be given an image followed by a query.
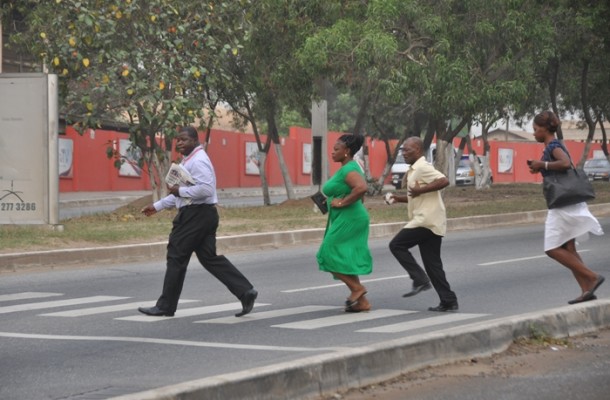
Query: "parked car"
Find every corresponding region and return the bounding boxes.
[390,154,409,189]
[455,157,475,185]
[583,158,610,181]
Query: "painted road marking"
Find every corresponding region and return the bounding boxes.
[40,299,199,317]
[0,331,345,352]
[272,309,415,330]
[196,305,339,324]
[115,302,271,322]
[0,292,63,302]
[282,275,408,293]
[0,296,129,314]
[357,313,488,333]
[478,250,590,266]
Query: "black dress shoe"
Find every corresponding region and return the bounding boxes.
[138,306,174,317]
[235,289,258,317]
[403,282,432,298]
[428,302,459,312]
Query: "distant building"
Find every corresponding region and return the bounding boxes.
[487,121,608,143]
[487,129,532,141]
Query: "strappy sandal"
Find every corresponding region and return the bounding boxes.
[345,290,368,308]
[345,302,372,313]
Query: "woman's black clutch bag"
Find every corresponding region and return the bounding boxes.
[310,191,328,214]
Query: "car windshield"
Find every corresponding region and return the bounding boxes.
[458,159,471,168]
[584,159,610,168]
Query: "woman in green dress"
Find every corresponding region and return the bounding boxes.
[316,134,373,312]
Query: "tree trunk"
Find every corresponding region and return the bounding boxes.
[149,149,171,202]
[274,141,295,200]
[476,148,493,189]
[267,114,295,200]
[435,140,455,184]
[257,150,271,206]
[578,60,595,168]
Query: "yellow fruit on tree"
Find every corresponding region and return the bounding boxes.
[122,69,129,77]
[69,37,76,47]
[102,74,110,84]
[82,58,90,67]
[150,15,157,22]
[127,88,134,95]
[40,32,47,39]
[62,69,69,75]
[194,70,201,78]
[159,81,166,90]
[53,57,60,66]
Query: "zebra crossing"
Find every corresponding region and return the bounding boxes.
[0,291,488,334]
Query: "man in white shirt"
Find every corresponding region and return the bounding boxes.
[387,137,458,312]
[138,126,258,317]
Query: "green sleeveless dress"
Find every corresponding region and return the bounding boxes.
[316,161,373,276]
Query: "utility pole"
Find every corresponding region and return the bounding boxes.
[0,21,3,73]
[311,80,329,188]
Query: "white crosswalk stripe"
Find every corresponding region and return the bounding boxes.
[356,312,488,333]
[0,292,490,335]
[0,296,129,314]
[272,309,416,330]
[0,292,63,302]
[39,299,200,317]
[115,302,271,322]
[196,305,340,324]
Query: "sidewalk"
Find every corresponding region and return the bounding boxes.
[58,185,321,206]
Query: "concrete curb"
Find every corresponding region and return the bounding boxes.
[2,204,610,271]
[108,300,610,400]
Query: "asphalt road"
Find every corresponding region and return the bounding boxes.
[1,219,608,399]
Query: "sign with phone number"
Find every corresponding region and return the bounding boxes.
[1,202,37,212]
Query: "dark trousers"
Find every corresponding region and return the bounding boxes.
[389,227,457,304]
[156,204,253,313]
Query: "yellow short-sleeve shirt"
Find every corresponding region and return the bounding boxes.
[402,156,447,236]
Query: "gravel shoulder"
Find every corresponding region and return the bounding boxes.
[323,328,610,400]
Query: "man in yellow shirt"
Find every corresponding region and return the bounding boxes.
[387,137,458,311]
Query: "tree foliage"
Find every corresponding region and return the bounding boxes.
[9,0,245,199]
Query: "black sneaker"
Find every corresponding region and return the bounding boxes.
[428,302,458,312]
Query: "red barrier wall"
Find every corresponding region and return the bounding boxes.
[59,126,604,192]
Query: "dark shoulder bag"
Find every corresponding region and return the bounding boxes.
[542,143,595,209]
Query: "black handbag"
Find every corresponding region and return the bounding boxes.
[543,166,595,209]
[310,191,328,214]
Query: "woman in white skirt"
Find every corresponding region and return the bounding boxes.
[527,111,605,304]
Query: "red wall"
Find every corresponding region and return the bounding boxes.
[59,127,152,192]
[59,126,604,192]
[468,138,599,184]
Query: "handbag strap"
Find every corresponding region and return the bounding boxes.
[544,141,576,170]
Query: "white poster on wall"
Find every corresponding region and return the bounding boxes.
[303,143,312,174]
[58,138,73,178]
[245,142,260,175]
[498,148,514,173]
[119,139,143,177]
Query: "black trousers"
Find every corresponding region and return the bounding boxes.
[156,204,253,313]
[389,227,457,304]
